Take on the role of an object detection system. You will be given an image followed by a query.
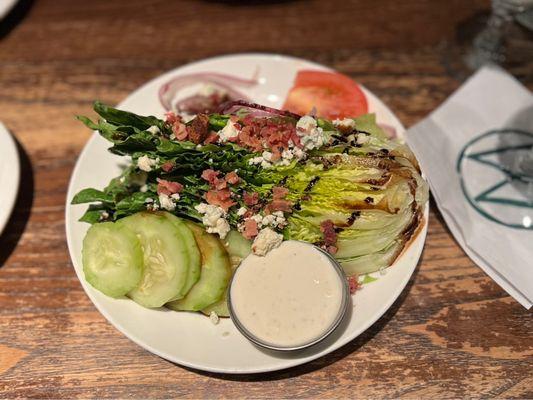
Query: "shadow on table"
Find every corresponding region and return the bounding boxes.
[0,139,34,268]
[0,0,35,40]
[183,247,424,381]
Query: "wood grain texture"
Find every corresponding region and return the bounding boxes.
[1,0,532,398]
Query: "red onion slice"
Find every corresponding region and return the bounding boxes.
[158,72,258,111]
[217,100,301,119]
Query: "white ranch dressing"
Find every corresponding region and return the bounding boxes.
[230,241,345,348]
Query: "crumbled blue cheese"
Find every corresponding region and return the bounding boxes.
[209,311,220,325]
[139,184,148,193]
[333,118,356,131]
[357,134,370,145]
[252,228,283,256]
[281,149,294,161]
[145,197,159,211]
[147,125,161,134]
[137,155,157,172]
[195,203,230,239]
[296,115,326,150]
[249,147,303,169]
[237,207,247,216]
[262,151,273,161]
[249,155,273,169]
[159,193,176,211]
[98,211,110,221]
[218,120,240,143]
[250,211,287,229]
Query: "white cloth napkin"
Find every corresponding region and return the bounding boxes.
[406,65,533,309]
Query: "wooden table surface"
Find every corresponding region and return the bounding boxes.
[0,0,532,398]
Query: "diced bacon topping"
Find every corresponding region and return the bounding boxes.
[214,178,227,190]
[202,168,240,190]
[347,276,360,294]
[201,169,219,184]
[204,131,219,144]
[161,161,175,172]
[264,199,291,214]
[156,178,183,196]
[173,122,188,141]
[320,219,338,254]
[272,186,289,200]
[242,218,259,239]
[238,126,263,152]
[233,116,300,156]
[205,189,236,212]
[243,191,259,206]
[201,168,242,211]
[225,171,240,185]
[164,111,181,125]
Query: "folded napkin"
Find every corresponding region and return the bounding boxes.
[406,65,533,309]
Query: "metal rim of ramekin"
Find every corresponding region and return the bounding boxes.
[227,241,350,352]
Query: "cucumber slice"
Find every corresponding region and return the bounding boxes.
[201,231,248,317]
[167,222,231,311]
[119,212,190,308]
[222,230,251,266]
[162,213,201,300]
[201,293,230,317]
[82,222,143,298]
[201,261,238,317]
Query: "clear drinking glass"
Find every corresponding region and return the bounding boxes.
[465,0,533,69]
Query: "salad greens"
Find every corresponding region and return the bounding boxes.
[73,101,428,275]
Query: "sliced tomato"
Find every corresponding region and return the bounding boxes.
[282,70,368,119]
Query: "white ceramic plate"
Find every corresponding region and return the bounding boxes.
[0,123,20,236]
[0,0,18,20]
[66,54,428,374]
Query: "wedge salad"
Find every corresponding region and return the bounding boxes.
[72,97,428,317]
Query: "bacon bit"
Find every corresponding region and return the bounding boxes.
[217,189,232,201]
[242,218,259,239]
[201,169,219,184]
[320,219,338,252]
[205,189,235,211]
[264,199,291,214]
[204,131,219,144]
[243,209,254,219]
[161,161,175,172]
[201,169,241,209]
[225,171,240,185]
[214,178,227,190]
[164,111,181,125]
[156,178,183,196]
[238,126,263,152]
[172,122,188,141]
[272,186,289,200]
[325,245,338,254]
[187,114,209,144]
[243,191,259,206]
[347,276,360,294]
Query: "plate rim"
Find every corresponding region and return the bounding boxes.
[0,122,20,236]
[65,52,429,374]
[0,0,18,20]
